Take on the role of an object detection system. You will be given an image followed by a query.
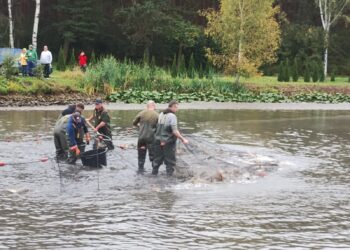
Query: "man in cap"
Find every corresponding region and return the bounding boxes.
[87,99,114,150]
[132,100,159,173]
[152,100,189,176]
[53,112,90,163]
[26,45,38,76]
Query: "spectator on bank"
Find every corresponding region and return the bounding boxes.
[19,48,28,77]
[26,44,38,76]
[78,51,88,72]
[40,45,53,79]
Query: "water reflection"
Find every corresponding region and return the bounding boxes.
[0,109,349,248]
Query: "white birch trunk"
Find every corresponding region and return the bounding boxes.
[317,0,349,77]
[32,0,41,49]
[7,0,14,48]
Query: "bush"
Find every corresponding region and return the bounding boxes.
[33,64,44,79]
[330,70,336,82]
[304,62,310,82]
[283,59,290,82]
[0,56,18,79]
[68,48,76,70]
[311,61,319,82]
[277,61,283,82]
[291,58,298,82]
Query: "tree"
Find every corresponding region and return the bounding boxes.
[32,0,41,49]
[291,58,299,82]
[283,59,290,82]
[68,48,76,70]
[188,53,196,78]
[7,0,14,48]
[204,0,281,83]
[171,54,177,77]
[311,61,319,82]
[57,47,66,71]
[304,61,311,82]
[315,0,349,77]
[277,62,284,82]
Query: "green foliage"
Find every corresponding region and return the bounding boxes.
[143,48,150,66]
[319,63,325,82]
[198,64,204,79]
[68,48,76,70]
[57,47,66,71]
[348,77,350,83]
[0,56,18,79]
[33,64,44,79]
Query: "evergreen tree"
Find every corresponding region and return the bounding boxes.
[150,56,156,68]
[198,63,204,79]
[171,54,177,78]
[283,59,290,82]
[319,62,325,82]
[292,58,298,82]
[90,50,97,65]
[304,62,311,82]
[68,48,76,70]
[330,70,336,82]
[277,61,284,82]
[178,53,186,77]
[311,61,319,82]
[57,46,66,71]
[188,53,196,78]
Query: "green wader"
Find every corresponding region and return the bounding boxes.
[152,140,176,176]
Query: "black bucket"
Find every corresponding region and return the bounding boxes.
[80,148,107,168]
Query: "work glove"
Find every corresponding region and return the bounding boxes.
[85,133,91,145]
[70,145,81,156]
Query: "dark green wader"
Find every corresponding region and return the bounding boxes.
[137,140,155,172]
[54,130,69,161]
[66,127,86,165]
[152,140,177,176]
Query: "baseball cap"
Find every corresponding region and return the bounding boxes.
[95,99,103,104]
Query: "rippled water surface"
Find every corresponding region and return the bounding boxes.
[0,109,349,249]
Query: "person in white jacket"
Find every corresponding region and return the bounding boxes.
[40,45,52,78]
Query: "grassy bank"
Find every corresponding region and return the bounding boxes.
[1,57,350,104]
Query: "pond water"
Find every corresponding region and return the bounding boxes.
[0,109,349,249]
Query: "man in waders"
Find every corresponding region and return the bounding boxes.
[152,100,189,176]
[87,99,114,150]
[132,100,159,174]
[54,112,90,163]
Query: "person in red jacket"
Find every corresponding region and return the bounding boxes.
[78,51,88,72]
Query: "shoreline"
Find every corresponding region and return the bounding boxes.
[1,102,350,111]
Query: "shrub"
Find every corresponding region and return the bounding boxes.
[283,59,290,82]
[304,62,310,82]
[188,53,195,79]
[277,61,283,82]
[311,61,319,82]
[0,56,18,79]
[291,58,298,82]
[330,70,336,82]
[68,48,76,70]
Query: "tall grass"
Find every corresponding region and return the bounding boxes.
[81,56,243,95]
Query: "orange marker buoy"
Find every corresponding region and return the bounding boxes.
[0,162,6,167]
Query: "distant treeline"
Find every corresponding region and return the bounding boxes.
[0,0,349,75]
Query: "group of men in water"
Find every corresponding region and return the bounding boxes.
[53,99,189,176]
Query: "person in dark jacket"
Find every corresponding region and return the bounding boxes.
[152,100,189,176]
[87,99,114,150]
[53,112,90,163]
[132,100,159,173]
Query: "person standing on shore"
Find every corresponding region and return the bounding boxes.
[40,45,52,79]
[78,51,88,72]
[152,100,189,176]
[132,100,159,174]
[26,45,38,76]
[19,48,28,77]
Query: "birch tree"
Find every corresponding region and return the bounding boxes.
[7,0,14,48]
[203,0,280,83]
[32,0,41,49]
[316,0,349,77]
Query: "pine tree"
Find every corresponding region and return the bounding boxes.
[292,58,298,82]
[178,53,186,77]
[57,46,66,71]
[171,54,177,78]
[198,63,204,79]
[319,62,325,82]
[188,53,196,78]
[68,48,76,70]
[304,61,310,82]
[143,48,150,66]
[277,61,284,82]
[311,61,319,82]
